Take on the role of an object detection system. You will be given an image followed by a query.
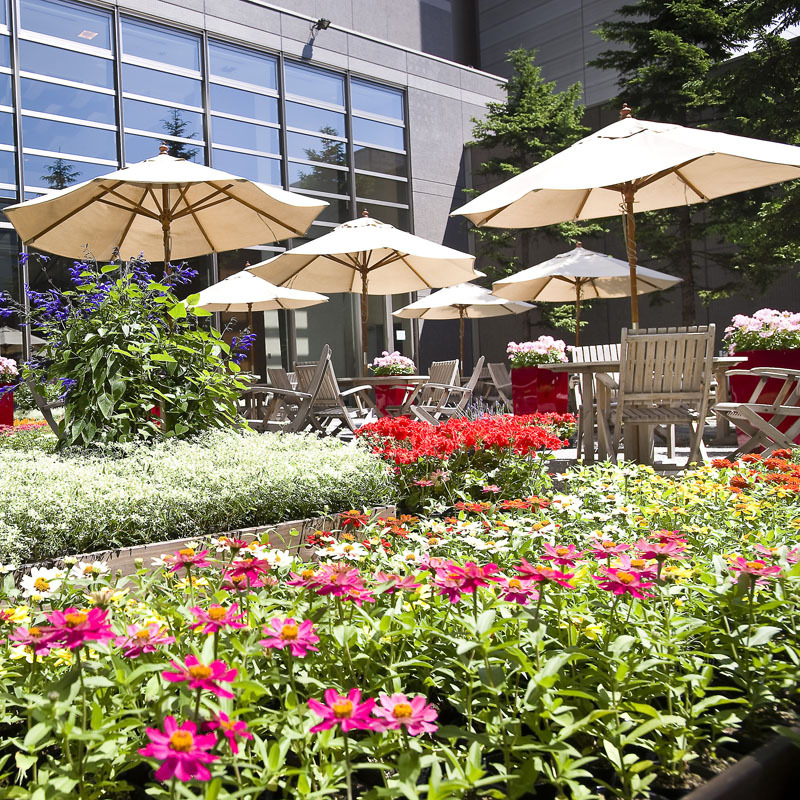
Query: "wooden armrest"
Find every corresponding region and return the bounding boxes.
[421,382,468,395]
[596,373,619,390]
[340,385,372,398]
[259,387,311,400]
[749,367,800,379]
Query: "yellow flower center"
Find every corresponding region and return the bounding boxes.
[333,700,353,718]
[65,612,88,627]
[344,545,355,552]
[556,547,570,556]
[429,537,440,545]
[178,548,195,558]
[82,565,96,575]
[33,577,50,591]
[135,629,152,641]
[508,579,522,589]
[281,624,299,640]
[207,606,227,621]
[393,703,413,719]
[745,561,764,572]
[615,571,636,585]
[602,541,614,550]
[28,626,42,638]
[301,569,315,580]
[631,559,646,568]
[231,574,246,584]
[221,719,236,731]
[405,554,416,562]
[188,664,212,680]
[169,730,194,752]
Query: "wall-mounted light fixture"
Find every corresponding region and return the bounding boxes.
[313,18,331,31]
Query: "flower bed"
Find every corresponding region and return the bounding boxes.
[0,429,393,564]
[4,452,800,798]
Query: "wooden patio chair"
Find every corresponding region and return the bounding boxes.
[24,378,64,441]
[570,343,621,456]
[486,362,512,405]
[713,367,800,458]
[411,357,486,424]
[387,359,460,417]
[294,350,373,436]
[596,325,715,467]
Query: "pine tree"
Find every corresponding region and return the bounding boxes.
[41,157,81,190]
[160,109,199,160]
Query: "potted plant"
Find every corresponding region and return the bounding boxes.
[0,356,17,426]
[507,336,570,415]
[723,309,800,446]
[369,350,416,416]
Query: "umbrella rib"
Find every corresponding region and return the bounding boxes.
[170,184,236,219]
[674,169,709,202]
[184,199,216,253]
[573,188,591,219]
[95,197,160,220]
[474,205,509,227]
[171,195,231,220]
[145,185,163,215]
[115,186,149,254]
[209,182,306,237]
[367,252,405,271]
[398,254,433,288]
[101,185,160,219]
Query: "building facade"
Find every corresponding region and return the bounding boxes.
[1,0,504,376]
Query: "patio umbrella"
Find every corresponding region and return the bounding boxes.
[492,243,681,345]
[452,105,800,326]
[393,282,533,367]
[0,326,45,347]
[247,212,481,371]
[4,143,327,267]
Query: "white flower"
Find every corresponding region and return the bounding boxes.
[264,549,293,568]
[246,542,271,559]
[394,549,424,566]
[326,542,368,561]
[0,563,17,574]
[69,561,110,581]
[464,536,510,554]
[21,567,64,599]
[549,495,583,514]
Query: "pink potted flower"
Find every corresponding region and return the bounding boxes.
[369,350,416,416]
[506,337,569,415]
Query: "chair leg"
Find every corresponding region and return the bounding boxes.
[667,425,676,458]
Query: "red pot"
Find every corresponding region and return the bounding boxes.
[510,365,568,415]
[0,384,13,427]
[728,349,800,448]
[373,383,414,417]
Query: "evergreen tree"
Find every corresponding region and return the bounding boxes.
[160,109,199,160]
[41,157,81,190]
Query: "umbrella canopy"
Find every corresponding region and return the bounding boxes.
[492,244,681,345]
[394,282,533,366]
[452,106,800,325]
[4,144,327,266]
[247,212,481,370]
[0,326,45,347]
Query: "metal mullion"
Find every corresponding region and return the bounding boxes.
[276,50,293,369]
[400,80,419,366]
[200,28,217,287]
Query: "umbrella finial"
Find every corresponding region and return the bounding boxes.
[576,241,583,248]
[244,261,250,267]
[361,209,369,217]
[620,103,633,119]
[159,141,169,155]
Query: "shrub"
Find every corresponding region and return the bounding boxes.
[0,429,394,563]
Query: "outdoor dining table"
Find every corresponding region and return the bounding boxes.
[338,375,430,417]
[540,356,745,464]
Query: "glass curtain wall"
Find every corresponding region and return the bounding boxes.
[4,0,412,375]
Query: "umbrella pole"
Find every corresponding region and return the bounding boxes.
[623,187,639,328]
[459,308,465,370]
[162,183,172,276]
[248,302,254,374]
[575,283,581,348]
[360,267,369,376]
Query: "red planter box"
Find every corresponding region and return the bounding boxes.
[373,383,414,417]
[510,365,568,415]
[0,384,13,427]
[728,349,800,448]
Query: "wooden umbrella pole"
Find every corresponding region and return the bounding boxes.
[247,302,254,374]
[623,186,639,328]
[575,282,581,348]
[360,264,369,376]
[162,183,172,275]
[459,307,465,370]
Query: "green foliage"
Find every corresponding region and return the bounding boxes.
[0,429,394,563]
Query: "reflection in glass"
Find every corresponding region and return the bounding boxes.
[0,73,10,107]
[353,145,406,176]
[284,62,343,106]
[22,116,115,160]
[21,78,115,123]
[24,153,108,188]
[124,98,202,140]
[351,79,404,121]
[285,102,345,137]
[288,162,348,196]
[209,84,278,123]
[212,148,281,185]
[20,0,112,50]
[0,0,6,27]
[121,18,200,71]
[313,198,352,224]
[0,149,15,185]
[122,63,202,107]
[20,40,114,88]
[0,36,10,69]
[0,230,19,303]
[0,112,12,145]
[355,173,408,205]
[125,133,204,164]
[352,116,404,150]
[209,42,276,90]
[211,116,279,155]
[287,130,346,166]
[358,204,409,230]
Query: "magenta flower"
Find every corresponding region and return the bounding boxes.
[189,603,247,635]
[221,572,266,591]
[413,479,434,487]
[138,716,218,782]
[372,693,438,735]
[226,557,271,584]
[496,575,539,605]
[590,539,631,560]
[163,655,238,699]
[614,554,658,580]
[754,543,800,564]
[594,566,653,598]
[46,607,115,650]
[482,484,501,494]
[9,624,55,655]
[206,712,253,755]
[541,543,587,567]
[169,548,212,573]
[115,623,175,658]
[373,571,422,593]
[313,564,365,598]
[433,561,500,603]
[650,529,686,543]
[516,559,575,589]
[730,557,782,585]
[308,688,377,732]
[287,568,319,588]
[260,617,319,657]
[635,538,687,561]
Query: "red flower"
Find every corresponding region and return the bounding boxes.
[260,617,319,657]
[594,566,653,598]
[340,510,370,529]
[138,716,218,782]
[162,655,237,699]
[189,604,247,635]
[711,458,734,468]
[432,561,500,603]
[169,548,211,573]
[308,688,377,732]
[46,607,115,650]
[206,712,253,755]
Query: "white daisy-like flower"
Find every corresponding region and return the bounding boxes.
[69,561,110,581]
[464,536,510,554]
[264,549,293,568]
[150,554,177,568]
[326,542,368,561]
[246,543,271,559]
[0,563,17,574]
[20,567,64,599]
[394,549,424,567]
[549,495,583,514]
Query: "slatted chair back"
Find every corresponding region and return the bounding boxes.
[267,367,294,391]
[454,356,486,413]
[571,343,621,363]
[486,362,511,404]
[295,358,340,406]
[419,360,459,406]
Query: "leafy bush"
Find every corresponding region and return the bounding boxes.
[0,429,393,563]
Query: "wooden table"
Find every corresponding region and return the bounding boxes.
[541,356,745,464]
[338,375,429,417]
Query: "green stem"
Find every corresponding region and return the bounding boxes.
[342,730,353,800]
[76,648,87,799]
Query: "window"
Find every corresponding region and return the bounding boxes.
[212,148,281,185]
[288,162,348,196]
[352,117,404,150]
[124,98,202,139]
[20,0,112,51]
[0,35,9,68]
[353,144,406,176]
[285,62,343,106]
[20,40,113,88]
[121,18,199,71]
[122,63,202,107]
[211,117,279,155]
[314,198,352,224]
[24,153,108,189]
[351,80,404,122]
[210,84,278,123]
[359,204,409,230]
[0,150,14,186]
[0,111,13,145]
[209,42,276,90]
[355,173,407,205]
[287,132,347,166]
[21,77,115,124]
[125,133,203,164]
[22,116,116,160]
[285,102,345,138]
[0,73,11,108]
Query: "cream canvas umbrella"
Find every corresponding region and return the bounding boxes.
[4,144,327,266]
[453,106,800,326]
[247,212,482,371]
[492,243,681,345]
[394,282,532,367]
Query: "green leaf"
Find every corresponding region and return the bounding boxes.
[602,739,621,769]
[747,625,782,647]
[23,722,50,750]
[101,263,118,273]
[185,293,200,306]
[150,353,177,363]
[168,302,187,319]
[192,307,212,317]
[97,393,114,420]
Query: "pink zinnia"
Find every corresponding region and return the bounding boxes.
[189,603,247,635]
[287,567,319,588]
[163,655,238,699]
[614,554,658,580]
[313,564,365,598]
[594,566,653,598]
[374,571,422,593]
[482,484,501,494]
[590,539,631,560]
[115,623,175,658]
[260,617,319,657]
[496,575,539,605]
[221,572,266,591]
[308,688,377,732]
[138,716,218,782]
[206,712,253,755]
[516,559,575,589]
[635,539,687,561]
[754,543,800,564]
[46,607,115,650]
[541,543,587,567]
[169,548,212,573]
[372,693,438,735]
[9,624,55,655]
[225,557,271,584]
[433,561,500,602]
[650,529,686,543]
[730,557,782,584]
